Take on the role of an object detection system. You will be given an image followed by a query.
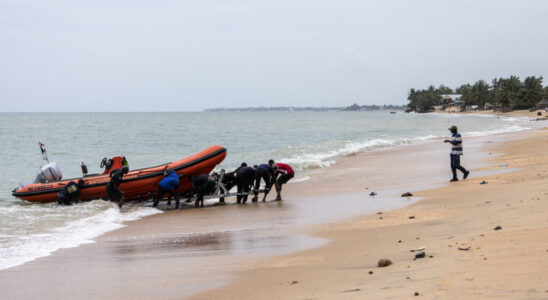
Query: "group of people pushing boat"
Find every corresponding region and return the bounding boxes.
[56,159,295,209]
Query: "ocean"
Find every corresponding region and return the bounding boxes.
[0,111,532,270]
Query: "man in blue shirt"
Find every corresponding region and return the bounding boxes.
[444,125,470,182]
[153,170,184,209]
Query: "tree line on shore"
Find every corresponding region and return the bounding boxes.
[407,76,548,112]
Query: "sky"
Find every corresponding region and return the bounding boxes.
[1,0,547,112]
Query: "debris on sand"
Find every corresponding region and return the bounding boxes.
[414,292,420,296]
[458,246,471,251]
[409,216,415,219]
[401,192,413,197]
[289,281,299,285]
[480,181,488,185]
[369,192,377,196]
[494,226,502,230]
[378,259,392,267]
[410,247,425,252]
[342,288,361,293]
[414,251,426,259]
[369,271,373,275]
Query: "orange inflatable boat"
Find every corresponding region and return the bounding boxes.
[12,145,226,203]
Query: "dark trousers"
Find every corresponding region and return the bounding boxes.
[253,172,271,196]
[57,193,72,205]
[236,180,252,203]
[156,186,180,208]
[196,180,216,207]
[450,154,467,179]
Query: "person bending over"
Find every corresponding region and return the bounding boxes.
[57,179,85,205]
[272,162,294,201]
[106,166,129,208]
[235,165,255,204]
[252,163,273,202]
[190,174,217,207]
[154,170,184,209]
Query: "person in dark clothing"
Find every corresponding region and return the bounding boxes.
[444,125,470,182]
[235,165,255,203]
[252,164,273,202]
[153,170,184,209]
[190,174,217,207]
[218,171,237,203]
[57,179,85,205]
[106,166,129,208]
[217,162,247,203]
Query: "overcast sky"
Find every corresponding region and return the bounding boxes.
[1,0,547,112]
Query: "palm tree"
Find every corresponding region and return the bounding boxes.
[456,84,472,110]
[519,76,544,109]
[407,88,418,111]
[495,76,522,110]
[470,80,492,108]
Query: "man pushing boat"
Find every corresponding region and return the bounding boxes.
[106,166,129,208]
[153,170,184,209]
[57,179,85,205]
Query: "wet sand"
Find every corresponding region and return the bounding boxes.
[1,115,547,299]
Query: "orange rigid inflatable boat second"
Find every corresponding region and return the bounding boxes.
[12,146,227,203]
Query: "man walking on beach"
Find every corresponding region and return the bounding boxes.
[106,166,129,208]
[444,125,470,182]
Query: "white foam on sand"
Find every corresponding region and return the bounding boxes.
[0,201,162,271]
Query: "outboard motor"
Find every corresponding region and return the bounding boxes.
[34,162,62,183]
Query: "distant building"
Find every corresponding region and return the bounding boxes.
[536,98,548,110]
[440,94,463,105]
[484,103,494,110]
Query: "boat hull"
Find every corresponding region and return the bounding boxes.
[12,146,227,203]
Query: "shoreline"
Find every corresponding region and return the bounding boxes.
[1,111,546,299]
[196,124,548,298]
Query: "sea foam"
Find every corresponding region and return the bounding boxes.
[0,201,162,270]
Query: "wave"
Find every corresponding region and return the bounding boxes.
[0,201,162,271]
[280,125,530,172]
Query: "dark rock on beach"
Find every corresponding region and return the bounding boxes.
[414,251,425,259]
[378,259,392,267]
[401,192,413,197]
[494,226,502,230]
[369,192,377,196]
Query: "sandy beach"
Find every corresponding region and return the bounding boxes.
[2,112,548,299]
[197,113,548,299]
